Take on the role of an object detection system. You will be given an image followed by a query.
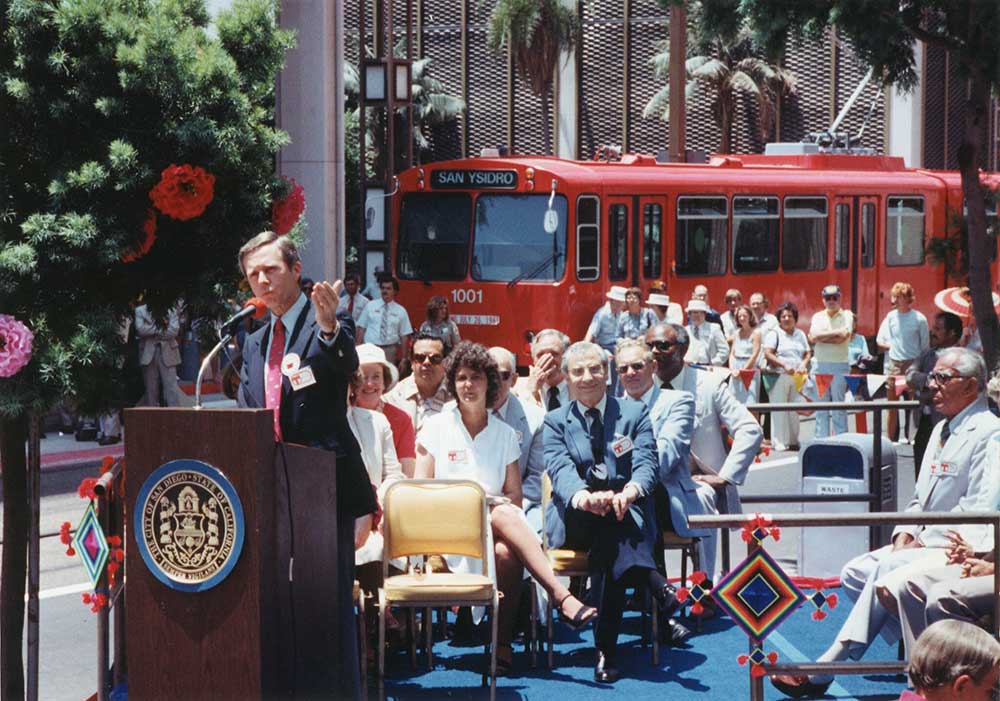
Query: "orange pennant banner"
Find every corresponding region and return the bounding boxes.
[739,368,756,390]
[814,373,834,400]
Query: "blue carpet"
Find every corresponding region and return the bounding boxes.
[381,597,907,700]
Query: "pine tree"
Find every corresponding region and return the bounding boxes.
[0,2,294,697]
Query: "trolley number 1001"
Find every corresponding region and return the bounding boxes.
[451,289,483,304]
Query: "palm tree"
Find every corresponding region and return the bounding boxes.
[486,0,578,155]
[644,20,796,154]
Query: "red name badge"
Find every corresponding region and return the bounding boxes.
[611,435,634,457]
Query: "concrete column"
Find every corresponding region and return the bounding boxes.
[556,0,578,159]
[277,0,346,283]
[887,42,924,167]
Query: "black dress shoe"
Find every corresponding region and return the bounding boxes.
[666,618,691,646]
[770,674,832,698]
[98,436,121,446]
[654,583,681,617]
[594,650,620,683]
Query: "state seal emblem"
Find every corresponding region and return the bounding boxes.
[134,459,245,592]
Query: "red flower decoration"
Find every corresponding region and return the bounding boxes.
[122,211,157,263]
[149,164,215,221]
[271,178,305,235]
[99,456,115,474]
[77,477,99,500]
[59,521,75,556]
[812,609,827,621]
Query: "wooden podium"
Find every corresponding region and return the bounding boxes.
[124,407,341,700]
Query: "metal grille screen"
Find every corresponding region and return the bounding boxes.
[580,0,626,158]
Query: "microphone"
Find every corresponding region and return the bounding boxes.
[220,297,267,331]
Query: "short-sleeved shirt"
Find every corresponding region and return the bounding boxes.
[810,308,853,363]
[382,401,416,460]
[383,376,453,434]
[336,292,368,323]
[357,299,413,345]
[418,320,461,350]
[587,303,620,349]
[765,327,810,368]
[417,407,521,496]
[876,309,929,361]
[617,308,658,340]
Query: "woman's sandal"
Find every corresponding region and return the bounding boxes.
[557,593,598,631]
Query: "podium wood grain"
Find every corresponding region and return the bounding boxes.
[124,408,339,700]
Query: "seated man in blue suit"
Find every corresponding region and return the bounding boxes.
[544,341,679,683]
[616,338,704,645]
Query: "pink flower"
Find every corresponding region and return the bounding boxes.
[0,314,33,378]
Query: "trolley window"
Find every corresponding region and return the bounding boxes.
[963,199,999,262]
[642,203,662,278]
[608,204,628,280]
[471,193,568,282]
[577,195,600,281]
[861,203,875,267]
[676,196,727,276]
[886,196,924,266]
[782,196,828,271]
[733,196,779,273]
[397,193,471,281]
[834,203,850,269]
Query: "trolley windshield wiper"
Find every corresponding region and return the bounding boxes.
[507,251,562,289]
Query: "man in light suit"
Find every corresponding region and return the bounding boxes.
[685,299,729,366]
[616,338,703,644]
[771,347,1000,697]
[543,341,678,683]
[135,303,183,407]
[489,346,545,533]
[644,322,762,586]
[238,231,376,701]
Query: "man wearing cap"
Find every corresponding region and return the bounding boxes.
[685,299,729,366]
[809,285,853,438]
[587,287,627,393]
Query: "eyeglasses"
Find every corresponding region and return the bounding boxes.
[616,361,647,374]
[649,339,679,352]
[412,352,443,365]
[928,372,967,385]
[498,370,512,381]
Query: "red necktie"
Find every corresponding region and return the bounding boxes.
[266,319,285,441]
[348,295,354,314]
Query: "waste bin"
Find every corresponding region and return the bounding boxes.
[798,434,897,578]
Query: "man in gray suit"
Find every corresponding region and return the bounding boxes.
[616,338,703,644]
[771,347,1000,696]
[489,346,545,534]
[135,303,183,407]
[644,322,762,586]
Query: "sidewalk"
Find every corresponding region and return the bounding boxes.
[36,384,236,472]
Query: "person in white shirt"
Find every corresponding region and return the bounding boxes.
[335,271,368,323]
[808,284,853,438]
[877,282,930,442]
[763,302,812,451]
[685,299,729,366]
[719,288,742,338]
[356,275,413,365]
[749,292,779,333]
[416,341,596,675]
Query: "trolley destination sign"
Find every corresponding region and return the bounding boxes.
[430,169,518,189]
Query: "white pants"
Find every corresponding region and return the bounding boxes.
[695,483,720,581]
[140,346,181,407]
[835,545,943,657]
[769,373,802,448]
[887,553,960,657]
[813,362,849,438]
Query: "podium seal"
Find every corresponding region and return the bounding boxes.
[134,459,245,592]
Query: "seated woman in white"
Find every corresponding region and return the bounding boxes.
[416,341,597,674]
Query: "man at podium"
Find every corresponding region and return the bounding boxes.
[238,230,376,700]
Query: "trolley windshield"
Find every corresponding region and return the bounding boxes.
[397,192,568,283]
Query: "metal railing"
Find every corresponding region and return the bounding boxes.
[688,511,1000,701]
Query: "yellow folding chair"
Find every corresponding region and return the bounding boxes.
[377,479,500,701]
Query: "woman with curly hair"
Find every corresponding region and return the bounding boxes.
[416,341,596,674]
[418,295,461,352]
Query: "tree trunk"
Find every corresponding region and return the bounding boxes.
[959,67,998,372]
[719,96,733,155]
[1,414,29,701]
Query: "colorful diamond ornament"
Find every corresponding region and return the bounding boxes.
[711,547,806,641]
[72,502,110,588]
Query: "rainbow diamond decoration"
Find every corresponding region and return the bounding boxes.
[711,547,805,641]
[72,502,109,588]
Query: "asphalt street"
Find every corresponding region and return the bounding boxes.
[1,410,917,701]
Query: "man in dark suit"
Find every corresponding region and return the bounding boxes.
[543,341,678,683]
[237,230,376,701]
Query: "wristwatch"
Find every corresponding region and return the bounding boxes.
[319,323,339,341]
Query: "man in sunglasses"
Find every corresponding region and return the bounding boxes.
[772,347,1000,697]
[489,346,546,535]
[383,332,452,434]
[644,323,762,591]
[616,337,701,645]
[808,284,853,438]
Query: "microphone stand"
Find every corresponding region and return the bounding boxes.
[194,331,234,409]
